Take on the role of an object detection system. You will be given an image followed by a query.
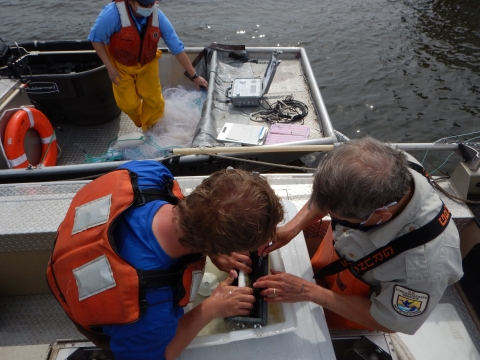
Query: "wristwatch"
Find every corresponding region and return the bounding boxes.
[191,73,199,80]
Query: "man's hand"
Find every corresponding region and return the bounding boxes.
[205,269,255,318]
[209,252,252,273]
[258,202,327,257]
[254,270,394,333]
[253,269,310,303]
[257,226,293,257]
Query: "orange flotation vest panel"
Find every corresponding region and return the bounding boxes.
[46,169,205,330]
[310,222,371,330]
[3,107,57,169]
[109,0,161,66]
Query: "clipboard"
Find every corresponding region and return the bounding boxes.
[217,123,269,145]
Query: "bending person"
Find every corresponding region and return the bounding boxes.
[48,161,283,360]
[89,0,208,131]
[254,137,463,334]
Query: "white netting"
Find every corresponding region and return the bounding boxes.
[119,86,206,160]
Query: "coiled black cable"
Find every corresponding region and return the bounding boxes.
[250,95,309,124]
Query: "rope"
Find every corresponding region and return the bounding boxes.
[421,131,480,174]
[211,153,480,205]
[59,153,316,182]
[28,136,480,206]
[73,159,477,205]
[64,154,185,181]
[28,153,480,210]
[208,155,480,204]
[212,154,316,172]
[431,177,480,205]
[37,133,56,168]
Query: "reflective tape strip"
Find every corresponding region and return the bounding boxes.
[151,5,159,27]
[9,153,27,167]
[21,106,35,128]
[72,194,112,235]
[116,1,131,28]
[73,254,117,301]
[189,268,205,302]
[41,132,56,144]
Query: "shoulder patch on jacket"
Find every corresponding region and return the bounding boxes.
[392,285,429,317]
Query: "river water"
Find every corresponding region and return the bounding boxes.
[0,0,478,173]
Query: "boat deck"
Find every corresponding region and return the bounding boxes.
[0,174,479,357]
[54,55,326,166]
[0,47,337,182]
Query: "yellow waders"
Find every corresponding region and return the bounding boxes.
[107,48,165,131]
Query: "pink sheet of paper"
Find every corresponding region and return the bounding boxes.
[265,123,310,144]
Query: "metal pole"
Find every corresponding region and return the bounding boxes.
[172,144,335,155]
[390,143,460,151]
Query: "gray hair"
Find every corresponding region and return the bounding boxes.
[310,137,412,220]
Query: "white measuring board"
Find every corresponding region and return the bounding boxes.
[217,123,268,145]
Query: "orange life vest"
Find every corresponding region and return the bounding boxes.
[311,223,371,330]
[109,0,161,66]
[46,169,205,330]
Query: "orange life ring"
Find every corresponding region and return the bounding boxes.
[3,107,57,169]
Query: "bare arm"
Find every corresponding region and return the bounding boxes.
[91,42,121,86]
[259,202,326,256]
[309,281,394,332]
[164,301,216,360]
[164,270,255,360]
[254,270,393,333]
[175,51,208,91]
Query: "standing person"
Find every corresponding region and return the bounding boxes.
[254,137,463,334]
[88,0,208,131]
[47,160,283,360]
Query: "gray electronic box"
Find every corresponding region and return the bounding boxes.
[227,50,282,107]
